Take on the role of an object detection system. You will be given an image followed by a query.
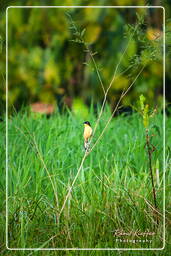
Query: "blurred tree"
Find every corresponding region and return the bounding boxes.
[0,0,169,116]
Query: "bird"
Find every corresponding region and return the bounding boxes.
[83,121,93,151]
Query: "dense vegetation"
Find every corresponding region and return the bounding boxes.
[1,106,170,254]
[0,2,167,115]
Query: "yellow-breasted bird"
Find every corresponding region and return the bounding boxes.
[83,121,93,151]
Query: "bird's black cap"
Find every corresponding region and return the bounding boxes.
[83,121,91,126]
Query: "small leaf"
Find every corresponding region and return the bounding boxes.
[92,51,98,56]
[143,104,149,128]
[81,28,86,37]
[73,31,80,37]
[139,94,146,111]
[83,62,89,66]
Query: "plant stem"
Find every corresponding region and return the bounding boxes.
[89,65,145,153]
[58,152,88,221]
[145,128,159,225]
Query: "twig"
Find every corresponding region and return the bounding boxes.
[143,197,162,217]
[67,12,138,140]
[145,128,159,225]
[91,23,138,139]
[59,16,142,219]
[66,12,106,95]
[58,66,144,220]
[89,65,145,153]
[58,152,87,220]
[86,44,105,95]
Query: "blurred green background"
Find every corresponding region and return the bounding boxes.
[0,0,170,117]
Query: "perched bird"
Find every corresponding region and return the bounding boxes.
[83,121,93,151]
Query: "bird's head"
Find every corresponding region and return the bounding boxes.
[83,121,91,126]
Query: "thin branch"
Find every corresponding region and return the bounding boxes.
[66,12,106,95]
[58,152,87,220]
[59,14,143,220]
[58,14,144,220]
[89,65,145,153]
[117,64,133,77]
[145,128,159,225]
[67,12,138,139]
[87,45,105,94]
[58,66,144,220]
[91,23,138,139]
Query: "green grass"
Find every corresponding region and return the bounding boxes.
[0,106,171,255]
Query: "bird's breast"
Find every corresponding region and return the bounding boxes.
[84,126,92,141]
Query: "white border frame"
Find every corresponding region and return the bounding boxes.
[6,5,165,251]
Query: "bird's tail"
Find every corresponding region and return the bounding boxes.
[84,140,89,151]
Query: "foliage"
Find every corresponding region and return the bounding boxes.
[138,95,159,225]
[139,94,150,128]
[0,106,167,250]
[0,2,165,115]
